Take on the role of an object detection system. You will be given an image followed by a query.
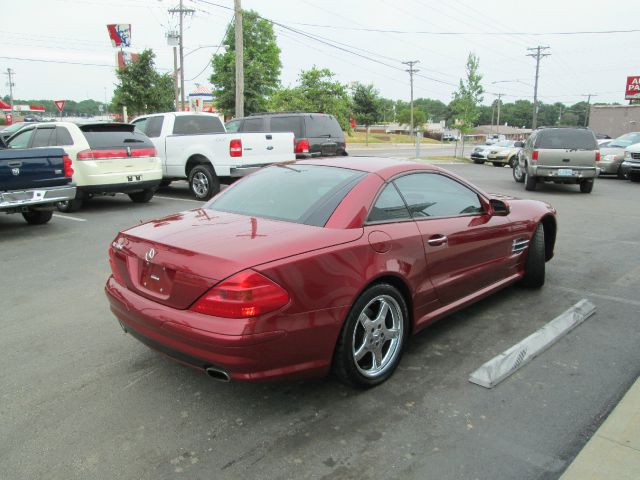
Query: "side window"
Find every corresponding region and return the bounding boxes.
[32,128,55,148]
[173,115,225,135]
[270,116,303,138]
[394,173,483,218]
[145,116,164,138]
[8,128,35,149]
[225,119,241,133]
[132,118,147,134]
[54,127,74,146]
[240,118,265,132]
[367,183,411,223]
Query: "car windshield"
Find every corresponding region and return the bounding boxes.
[535,129,597,150]
[2,122,25,134]
[495,141,514,147]
[207,165,366,227]
[609,132,640,148]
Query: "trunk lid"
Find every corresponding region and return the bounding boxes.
[533,128,598,168]
[111,209,363,309]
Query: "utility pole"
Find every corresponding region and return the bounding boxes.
[402,60,419,157]
[234,0,244,118]
[168,1,194,111]
[496,93,503,134]
[526,46,550,130]
[583,93,596,127]
[5,68,15,112]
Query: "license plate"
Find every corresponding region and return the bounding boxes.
[127,175,143,182]
[557,169,573,176]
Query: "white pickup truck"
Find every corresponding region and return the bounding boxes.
[131,112,295,199]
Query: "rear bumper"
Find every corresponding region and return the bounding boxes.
[105,276,344,382]
[599,155,623,174]
[531,165,597,180]
[0,185,76,211]
[79,180,160,195]
[229,163,273,178]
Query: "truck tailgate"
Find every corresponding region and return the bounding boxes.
[0,147,71,191]
[537,148,597,168]
[236,132,295,166]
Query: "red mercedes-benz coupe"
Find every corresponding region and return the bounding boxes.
[105,157,557,387]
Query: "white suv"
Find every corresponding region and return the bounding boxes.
[7,122,162,211]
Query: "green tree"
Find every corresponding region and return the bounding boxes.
[112,49,174,116]
[378,98,396,123]
[414,98,448,122]
[351,82,381,145]
[269,67,351,129]
[397,108,426,127]
[211,9,281,117]
[450,53,484,155]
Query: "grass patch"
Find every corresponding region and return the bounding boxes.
[346,131,440,144]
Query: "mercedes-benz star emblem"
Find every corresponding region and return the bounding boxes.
[145,248,156,262]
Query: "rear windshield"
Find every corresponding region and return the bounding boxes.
[207,164,366,226]
[173,115,225,135]
[535,129,597,150]
[81,130,153,149]
[305,115,344,139]
[270,116,304,139]
[609,132,640,148]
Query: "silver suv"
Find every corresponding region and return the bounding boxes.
[513,127,599,193]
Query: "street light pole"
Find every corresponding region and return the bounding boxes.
[234,0,244,118]
[402,60,420,157]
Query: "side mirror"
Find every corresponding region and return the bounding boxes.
[514,141,524,148]
[490,198,510,216]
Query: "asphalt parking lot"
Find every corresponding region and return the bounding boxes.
[2,161,639,480]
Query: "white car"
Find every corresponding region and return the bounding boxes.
[132,112,295,199]
[6,122,163,212]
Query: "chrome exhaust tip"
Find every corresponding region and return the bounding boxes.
[205,367,230,382]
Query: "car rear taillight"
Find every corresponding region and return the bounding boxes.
[191,270,289,318]
[77,148,156,160]
[532,150,539,161]
[131,147,157,157]
[108,244,127,286]
[63,155,74,177]
[595,151,600,161]
[295,139,310,154]
[230,139,242,157]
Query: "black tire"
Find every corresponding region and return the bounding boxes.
[513,161,525,183]
[128,189,155,203]
[22,210,53,225]
[616,167,627,180]
[579,180,594,193]
[524,169,537,191]
[188,164,220,200]
[57,196,83,213]
[492,162,503,167]
[629,173,640,183]
[521,223,545,288]
[159,179,173,188]
[509,156,517,168]
[333,283,409,388]
[473,159,484,164]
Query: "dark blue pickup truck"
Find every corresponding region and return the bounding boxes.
[1,137,76,224]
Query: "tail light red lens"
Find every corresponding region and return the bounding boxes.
[131,147,157,157]
[108,245,127,286]
[230,139,242,157]
[63,155,74,177]
[595,151,600,161]
[77,148,156,160]
[532,150,539,161]
[295,139,310,154]
[191,270,289,318]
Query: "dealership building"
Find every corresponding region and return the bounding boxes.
[589,104,640,137]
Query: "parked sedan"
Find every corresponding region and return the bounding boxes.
[470,144,494,163]
[598,132,640,178]
[105,157,557,387]
[486,140,524,167]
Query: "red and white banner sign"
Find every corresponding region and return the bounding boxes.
[107,24,132,48]
[54,100,65,112]
[625,76,640,100]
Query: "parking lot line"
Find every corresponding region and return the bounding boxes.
[52,213,87,222]
[557,287,640,307]
[153,195,203,203]
[469,299,597,389]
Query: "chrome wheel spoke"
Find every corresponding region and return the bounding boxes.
[354,341,369,362]
[384,327,399,340]
[372,346,383,370]
[375,301,390,324]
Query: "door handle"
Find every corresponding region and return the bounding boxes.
[427,235,448,246]
[266,146,274,150]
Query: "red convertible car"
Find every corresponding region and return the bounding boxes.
[106,157,557,387]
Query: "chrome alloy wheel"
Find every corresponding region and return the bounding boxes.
[352,295,403,378]
[191,171,209,197]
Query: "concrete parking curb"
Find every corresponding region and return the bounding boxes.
[560,376,640,479]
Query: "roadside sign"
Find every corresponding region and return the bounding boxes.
[5,113,13,125]
[625,76,640,100]
[54,100,65,112]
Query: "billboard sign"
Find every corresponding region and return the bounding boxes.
[107,24,132,48]
[625,76,640,100]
